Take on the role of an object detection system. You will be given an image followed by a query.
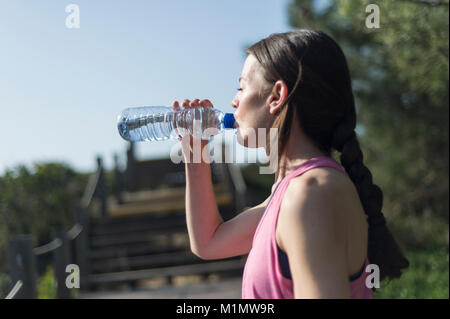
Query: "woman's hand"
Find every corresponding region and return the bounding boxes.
[171,98,214,162]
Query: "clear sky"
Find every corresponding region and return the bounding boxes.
[0,0,291,174]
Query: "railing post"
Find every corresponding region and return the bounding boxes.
[126,142,137,192]
[74,206,90,292]
[53,229,71,299]
[7,235,37,299]
[95,156,108,219]
[113,153,124,204]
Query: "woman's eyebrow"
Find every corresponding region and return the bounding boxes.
[239,76,246,82]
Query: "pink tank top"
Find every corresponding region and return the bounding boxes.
[241,156,372,299]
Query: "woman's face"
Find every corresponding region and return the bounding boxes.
[232,54,273,148]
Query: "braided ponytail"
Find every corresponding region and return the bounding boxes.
[332,106,410,288]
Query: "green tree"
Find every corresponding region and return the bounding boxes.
[0,162,88,274]
[288,0,449,220]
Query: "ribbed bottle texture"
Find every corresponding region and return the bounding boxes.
[117,106,235,142]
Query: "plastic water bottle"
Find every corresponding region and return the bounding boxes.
[117,106,236,142]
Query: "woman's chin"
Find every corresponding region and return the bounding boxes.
[236,131,260,148]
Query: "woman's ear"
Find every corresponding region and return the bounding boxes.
[268,80,288,115]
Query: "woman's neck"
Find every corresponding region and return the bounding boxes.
[272,121,328,186]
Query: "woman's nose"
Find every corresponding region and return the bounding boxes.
[231,97,238,109]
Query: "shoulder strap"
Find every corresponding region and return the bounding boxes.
[271,156,347,206]
[289,156,347,180]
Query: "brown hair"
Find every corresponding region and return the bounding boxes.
[246,29,409,288]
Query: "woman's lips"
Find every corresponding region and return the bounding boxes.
[232,115,238,128]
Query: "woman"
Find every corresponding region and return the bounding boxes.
[172,29,409,299]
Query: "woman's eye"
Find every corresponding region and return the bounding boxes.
[237,88,242,91]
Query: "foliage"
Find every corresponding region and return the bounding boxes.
[37,266,57,299]
[374,243,448,298]
[287,0,449,220]
[372,212,449,298]
[0,162,88,274]
[0,272,10,298]
[36,265,80,299]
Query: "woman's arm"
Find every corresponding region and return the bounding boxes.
[277,173,351,299]
[176,99,268,260]
[186,161,268,259]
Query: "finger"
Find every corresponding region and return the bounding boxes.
[181,99,191,108]
[190,98,200,107]
[199,99,213,107]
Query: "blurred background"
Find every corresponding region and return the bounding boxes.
[0,0,448,299]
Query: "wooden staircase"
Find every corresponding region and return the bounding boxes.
[87,212,246,288]
[84,143,248,290]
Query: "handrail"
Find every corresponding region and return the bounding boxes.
[30,161,102,257]
[80,162,102,209]
[5,280,23,299]
[6,159,104,299]
[67,223,83,241]
[33,238,62,256]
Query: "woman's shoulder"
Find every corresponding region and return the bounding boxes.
[276,166,350,262]
[277,166,355,236]
[289,165,353,195]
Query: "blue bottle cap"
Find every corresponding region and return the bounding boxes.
[223,113,235,129]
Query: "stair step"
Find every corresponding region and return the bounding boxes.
[107,185,233,218]
[90,251,202,273]
[89,242,189,260]
[91,211,184,228]
[88,258,245,284]
[90,227,188,248]
[91,213,186,236]
[118,184,227,204]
